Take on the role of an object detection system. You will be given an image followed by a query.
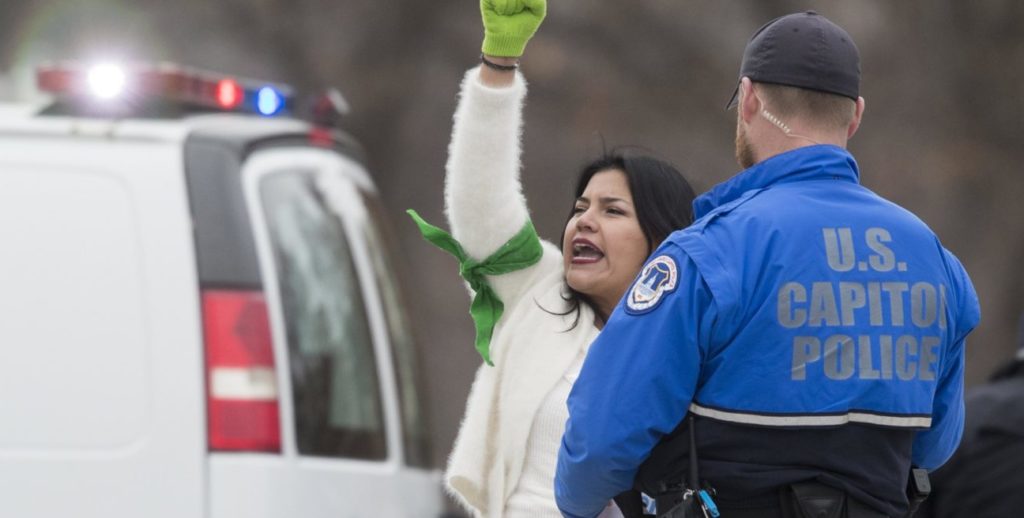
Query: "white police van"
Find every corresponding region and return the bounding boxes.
[0,63,442,517]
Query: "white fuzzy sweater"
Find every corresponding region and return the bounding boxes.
[443,68,601,518]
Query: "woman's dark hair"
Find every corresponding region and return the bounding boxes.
[549,151,697,328]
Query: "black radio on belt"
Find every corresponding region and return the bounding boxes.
[905,467,931,516]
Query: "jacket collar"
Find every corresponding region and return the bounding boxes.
[693,145,861,219]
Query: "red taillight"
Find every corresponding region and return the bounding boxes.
[202,289,281,452]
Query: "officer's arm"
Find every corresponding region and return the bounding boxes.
[911,252,981,470]
[911,347,965,470]
[555,246,715,518]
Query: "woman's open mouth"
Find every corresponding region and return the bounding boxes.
[571,238,604,264]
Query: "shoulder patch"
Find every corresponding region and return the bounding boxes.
[626,255,678,314]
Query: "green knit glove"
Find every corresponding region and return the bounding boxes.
[480,0,547,58]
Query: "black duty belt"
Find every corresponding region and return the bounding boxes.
[711,482,889,518]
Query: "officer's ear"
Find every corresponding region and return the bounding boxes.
[847,96,866,139]
[738,78,759,126]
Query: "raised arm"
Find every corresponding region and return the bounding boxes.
[445,0,546,261]
[444,65,530,260]
[408,0,551,365]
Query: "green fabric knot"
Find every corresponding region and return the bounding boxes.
[407,209,543,366]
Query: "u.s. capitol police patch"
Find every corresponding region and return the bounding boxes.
[626,255,678,314]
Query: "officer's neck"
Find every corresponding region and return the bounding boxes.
[751,123,848,164]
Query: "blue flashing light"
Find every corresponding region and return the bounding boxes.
[257,86,283,115]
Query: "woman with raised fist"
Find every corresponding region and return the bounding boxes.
[409,1,696,516]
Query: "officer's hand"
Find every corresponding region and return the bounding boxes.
[481,0,547,58]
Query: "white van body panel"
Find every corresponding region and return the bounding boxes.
[0,136,205,517]
[210,456,442,517]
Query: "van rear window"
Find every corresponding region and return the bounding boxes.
[260,171,386,460]
[359,191,433,468]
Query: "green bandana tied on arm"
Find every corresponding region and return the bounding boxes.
[407,209,543,366]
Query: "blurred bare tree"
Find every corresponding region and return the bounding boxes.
[2,1,1021,489]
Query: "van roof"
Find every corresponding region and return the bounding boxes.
[0,102,326,145]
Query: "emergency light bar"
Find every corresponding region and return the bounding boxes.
[37,62,294,116]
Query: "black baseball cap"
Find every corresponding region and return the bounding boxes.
[726,11,861,109]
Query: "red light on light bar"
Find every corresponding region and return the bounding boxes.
[36,62,296,116]
[216,79,243,109]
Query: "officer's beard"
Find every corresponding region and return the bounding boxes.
[735,120,756,170]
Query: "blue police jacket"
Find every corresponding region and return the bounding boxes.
[554,145,981,518]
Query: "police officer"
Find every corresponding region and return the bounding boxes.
[554,11,981,518]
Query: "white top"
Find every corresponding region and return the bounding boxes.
[504,349,624,518]
[441,68,610,518]
[505,349,587,517]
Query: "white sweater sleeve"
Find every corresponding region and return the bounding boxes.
[444,67,561,304]
[445,67,531,257]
